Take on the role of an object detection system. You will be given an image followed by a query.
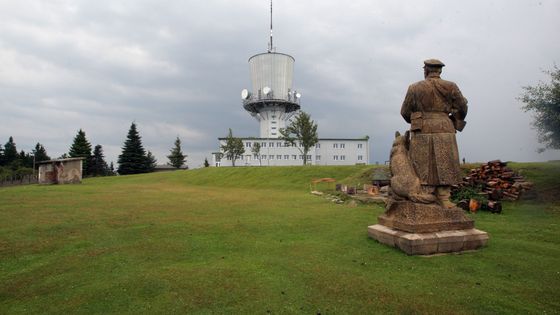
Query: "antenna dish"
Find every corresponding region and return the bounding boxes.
[295,92,301,99]
[263,86,271,95]
[241,89,250,100]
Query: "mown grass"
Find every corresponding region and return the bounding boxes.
[0,164,559,314]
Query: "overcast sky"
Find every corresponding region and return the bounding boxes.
[1,0,559,168]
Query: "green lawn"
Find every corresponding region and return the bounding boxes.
[1,164,559,314]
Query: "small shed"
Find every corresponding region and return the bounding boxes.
[38,157,84,185]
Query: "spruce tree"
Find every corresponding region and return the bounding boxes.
[146,151,157,172]
[90,144,109,176]
[0,144,4,166]
[68,129,93,175]
[167,137,187,168]
[3,137,18,166]
[204,158,210,168]
[118,122,149,175]
[32,143,50,164]
[109,162,115,175]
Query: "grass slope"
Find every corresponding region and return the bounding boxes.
[0,164,559,314]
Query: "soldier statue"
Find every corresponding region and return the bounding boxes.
[400,59,468,208]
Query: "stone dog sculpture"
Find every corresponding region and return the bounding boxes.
[389,131,437,204]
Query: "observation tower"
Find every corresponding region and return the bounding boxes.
[241,1,301,138]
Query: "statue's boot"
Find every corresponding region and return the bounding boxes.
[437,186,456,209]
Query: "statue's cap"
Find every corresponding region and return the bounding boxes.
[423,59,445,67]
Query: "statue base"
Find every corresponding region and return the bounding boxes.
[370,200,488,255]
[368,224,489,255]
[378,200,474,233]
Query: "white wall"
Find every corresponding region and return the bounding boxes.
[213,138,369,167]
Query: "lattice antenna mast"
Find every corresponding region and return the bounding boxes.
[267,0,273,53]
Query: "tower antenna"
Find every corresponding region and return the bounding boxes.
[268,0,273,52]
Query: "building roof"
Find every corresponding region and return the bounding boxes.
[218,137,370,141]
[38,157,85,164]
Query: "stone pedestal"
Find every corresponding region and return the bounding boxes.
[369,200,489,255]
[368,224,488,255]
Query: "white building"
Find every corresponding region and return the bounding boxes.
[213,137,369,167]
[212,5,369,167]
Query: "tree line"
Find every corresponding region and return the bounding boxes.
[0,122,190,179]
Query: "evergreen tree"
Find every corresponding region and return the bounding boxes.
[146,151,157,172]
[118,122,150,175]
[220,129,245,167]
[32,143,50,164]
[3,137,18,166]
[109,162,116,176]
[90,144,109,176]
[204,158,210,168]
[0,144,5,166]
[167,137,187,168]
[68,129,93,175]
[279,111,319,165]
[19,150,34,168]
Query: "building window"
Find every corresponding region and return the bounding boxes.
[333,143,338,148]
[358,143,363,149]
[341,155,346,160]
[245,142,251,148]
[269,142,274,147]
[254,155,259,159]
[277,155,282,160]
[316,155,321,161]
[227,156,232,160]
[261,142,266,147]
[269,155,274,160]
[246,155,251,160]
[333,155,339,160]
[358,155,363,161]
[292,155,297,160]
[284,155,289,160]
[276,142,282,147]
[299,155,304,160]
[307,155,312,160]
[340,143,345,149]
[316,143,321,149]
[261,155,267,160]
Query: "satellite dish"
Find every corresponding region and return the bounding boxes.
[262,86,271,95]
[295,92,301,99]
[241,89,250,100]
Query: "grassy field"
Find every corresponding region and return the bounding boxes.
[0,163,559,314]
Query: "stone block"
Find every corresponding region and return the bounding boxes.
[368,224,488,255]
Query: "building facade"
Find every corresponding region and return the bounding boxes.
[212,137,369,167]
